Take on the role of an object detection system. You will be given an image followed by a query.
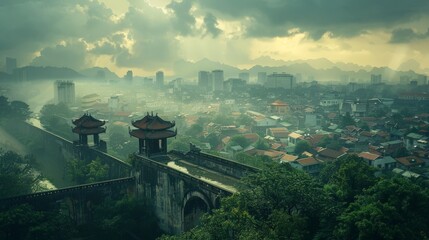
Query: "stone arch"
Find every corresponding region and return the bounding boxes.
[182,191,211,231]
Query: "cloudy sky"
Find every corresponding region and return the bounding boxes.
[1,0,429,76]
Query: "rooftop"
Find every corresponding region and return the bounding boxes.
[132,113,175,131]
[72,113,105,128]
[358,152,380,161]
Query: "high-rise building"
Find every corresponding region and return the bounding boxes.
[5,57,17,75]
[265,73,295,89]
[125,70,133,81]
[415,75,427,85]
[212,70,224,91]
[370,74,382,84]
[54,80,75,105]
[156,71,164,88]
[198,71,211,90]
[239,72,249,82]
[257,72,267,85]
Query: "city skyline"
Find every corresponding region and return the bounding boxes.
[1,0,429,76]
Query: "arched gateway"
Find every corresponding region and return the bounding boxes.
[182,191,211,231]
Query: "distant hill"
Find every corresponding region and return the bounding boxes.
[173,58,241,80]
[172,57,425,83]
[12,66,82,81]
[80,67,119,80]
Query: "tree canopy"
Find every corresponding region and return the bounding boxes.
[0,150,40,198]
[0,96,31,121]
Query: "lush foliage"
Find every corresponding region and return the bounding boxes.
[0,150,40,198]
[162,155,429,240]
[0,96,31,121]
[0,204,76,240]
[0,197,162,240]
[39,103,74,139]
[66,157,109,184]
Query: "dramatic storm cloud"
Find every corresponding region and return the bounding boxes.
[390,28,429,43]
[1,0,428,74]
[198,0,429,39]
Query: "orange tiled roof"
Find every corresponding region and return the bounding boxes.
[358,152,380,161]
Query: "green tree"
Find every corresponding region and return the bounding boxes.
[320,155,376,203]
[163,164,329,240]
[0,150,40,198]
[335,177,429,240]
[213,114,234,126]
[67,157,109,184]
[234,152,271,168]
[185,123,203,137]
[39,103,72,131]
[235,113,253,126]
[0,204,76,240]
[253,138,269,150]
[230,135,250,147]
[84,196,162,240]
[294,140,311,155]
[9,101,32,121]
[108,125,128,149]
[205,133,220,149]
[341,112,355,127]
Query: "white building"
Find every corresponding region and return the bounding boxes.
[257,72,267,85]
[156,71,164,87]
[54,81,75,105]
[212,70,224,91]
[198,71,211,90]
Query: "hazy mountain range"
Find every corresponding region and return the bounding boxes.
[0,57,426,83]
[173,57,426,82]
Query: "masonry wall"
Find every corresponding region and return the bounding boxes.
[2,120,131,187]
[181,149,259,179]
[135,155,230,234]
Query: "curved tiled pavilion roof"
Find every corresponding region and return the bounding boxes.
[72,114,105,128]
[131,113,175,131]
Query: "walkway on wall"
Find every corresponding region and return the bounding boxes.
[140,152,244,193]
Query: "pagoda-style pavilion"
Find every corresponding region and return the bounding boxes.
[269,100,289,114]
[72,113,106,146]
[129,113,177,157]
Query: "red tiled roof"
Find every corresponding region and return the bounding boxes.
[132,114,175,130]
[242,133,260,143]
[395,156,424,166]
[280,153,298,162]
[318,148,345,159]
[268,127,289,138]
[296,157,319,166]
[358,152,380,161]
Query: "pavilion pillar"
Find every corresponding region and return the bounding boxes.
[94,134,100,145]
[162,139,167,154]
[139,139,143,154]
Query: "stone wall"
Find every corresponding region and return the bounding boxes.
[2,120,131,186]
[182,147,259,179]
[135,155,230,234]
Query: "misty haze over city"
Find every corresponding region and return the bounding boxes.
[1,1,429,240]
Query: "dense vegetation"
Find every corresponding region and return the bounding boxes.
[0,96,31,122]
[0,196,162,240]
[162,155,429,240]
[0,149,162,240]
[0,150,41,198]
